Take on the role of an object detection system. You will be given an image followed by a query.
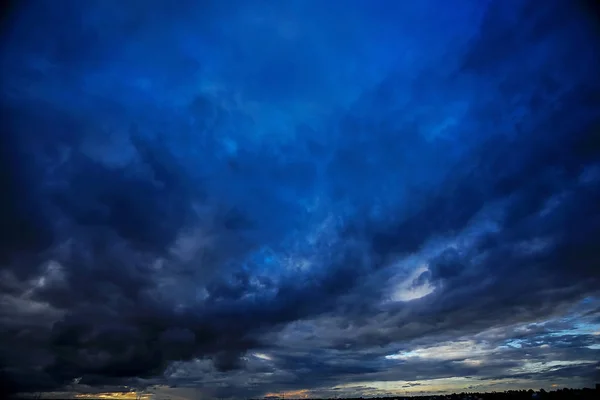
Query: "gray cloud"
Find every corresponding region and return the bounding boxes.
[1,0,600,398]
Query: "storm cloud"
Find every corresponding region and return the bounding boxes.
[1,0,600,398]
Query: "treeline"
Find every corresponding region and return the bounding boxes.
[256,387,600,400]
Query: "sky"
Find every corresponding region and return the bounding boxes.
[1,0,600,398]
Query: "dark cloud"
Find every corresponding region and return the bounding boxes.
[1,0,600,398]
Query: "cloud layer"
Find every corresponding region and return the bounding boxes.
[1,0,600,398]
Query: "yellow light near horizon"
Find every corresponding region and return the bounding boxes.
[74,392,151,400]
[264,389,310,399]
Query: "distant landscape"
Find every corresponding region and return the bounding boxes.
[259,387,600,400]
[11,387,600,400]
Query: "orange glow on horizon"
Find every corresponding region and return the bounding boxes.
[264,389,310,399]
[74,392,151,400]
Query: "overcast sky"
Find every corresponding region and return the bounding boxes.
[1,0,600,399]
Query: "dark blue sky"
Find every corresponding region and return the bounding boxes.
[1,1,600,398]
